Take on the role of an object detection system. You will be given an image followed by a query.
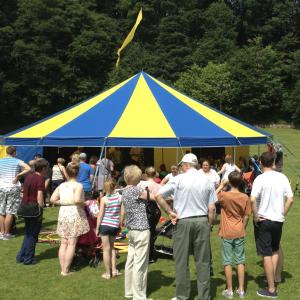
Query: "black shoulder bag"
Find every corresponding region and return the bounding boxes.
[17,183,42,218]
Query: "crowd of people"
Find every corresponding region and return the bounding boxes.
[0,145,294,300]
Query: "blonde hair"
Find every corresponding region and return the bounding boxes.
[124,165,142,185]
[145,166,156,178]
[66,163,79,178]
[71,154,80,164]
[57,157,65,165]
[104,178,116,195]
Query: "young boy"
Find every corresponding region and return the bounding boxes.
[216,171,251,299]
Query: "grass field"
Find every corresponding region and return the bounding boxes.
[0,128,299,300]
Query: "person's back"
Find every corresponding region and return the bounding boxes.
[0,157,22,188]
[157,154,216,300]
[251,152,293,298]
[59,181,81,205]
[172,169,214,219]
[218,190,250,239]
[22,173,45,204]
[216,171,251,299]
[101,192,122,228]
[252,170,291,222]
[77,162,93,192]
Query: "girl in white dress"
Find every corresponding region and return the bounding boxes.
[50,163,89,276]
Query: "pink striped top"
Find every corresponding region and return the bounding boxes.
[101,193,122,228]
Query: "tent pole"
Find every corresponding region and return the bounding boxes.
[177,138,184,163]
[233,147,236,164]
[92,139,106,190]
[176,147,179,164]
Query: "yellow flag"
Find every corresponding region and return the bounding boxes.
[116,8,143,67]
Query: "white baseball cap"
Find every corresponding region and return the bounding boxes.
[179,153,198,165]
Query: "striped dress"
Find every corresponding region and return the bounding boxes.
[101,193,122,228]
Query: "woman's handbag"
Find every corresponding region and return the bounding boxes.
[145,187,161,226]
[17,202,42,218]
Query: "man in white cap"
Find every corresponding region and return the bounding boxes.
[156,153,217,300]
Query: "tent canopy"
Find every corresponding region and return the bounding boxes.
[1,71,270,147]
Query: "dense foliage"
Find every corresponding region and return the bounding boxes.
[0,0,299,133]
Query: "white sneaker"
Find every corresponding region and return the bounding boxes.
[236,289,245,298]
[171,298,178,300]
[222,289,234,299]
[2,234,15,240]
[0,233,4,240]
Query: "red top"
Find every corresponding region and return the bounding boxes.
[22,173,45,203]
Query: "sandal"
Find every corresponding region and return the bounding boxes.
[101,273,111,280]
[61,271,73,276]
[112,269,122,277]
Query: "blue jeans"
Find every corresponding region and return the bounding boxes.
[16,216,42,264]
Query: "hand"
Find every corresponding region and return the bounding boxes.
[12,177,18,184]
[254,215,265,226]
[169,212,178,225]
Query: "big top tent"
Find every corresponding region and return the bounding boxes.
[1,71,270,148]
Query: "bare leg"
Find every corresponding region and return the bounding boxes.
[224,265,233,292]
[275,246,283,282]
[110,236,117,274]
[59,239,68,273]
[237,264,245,292]
[0,215,5,234]
[101,235,112,276]
[4,214,14,234]
[63,237,77,274]
[263,255,276,293]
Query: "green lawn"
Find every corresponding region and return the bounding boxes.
[1,128,300,300]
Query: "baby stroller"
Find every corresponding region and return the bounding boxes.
[74,200,102,268]
[153,219,174,258]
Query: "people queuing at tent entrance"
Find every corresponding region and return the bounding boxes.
[0,145,294,299]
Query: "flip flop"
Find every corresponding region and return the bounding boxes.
[112,269,122,277]
[102,273,111,280]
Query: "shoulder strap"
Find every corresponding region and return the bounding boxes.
[58,165,66,180]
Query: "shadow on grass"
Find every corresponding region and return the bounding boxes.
[188,276,225,300]
[217,270,255,292]
[254,271,293,288]
[147,270,175,294]
[35,245,59,260]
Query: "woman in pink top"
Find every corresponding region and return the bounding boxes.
[138,166,161,263]
[96,178,123,279]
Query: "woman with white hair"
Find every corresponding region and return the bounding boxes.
[122,165,155,300]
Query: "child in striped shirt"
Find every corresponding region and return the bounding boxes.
[96,178,123,279]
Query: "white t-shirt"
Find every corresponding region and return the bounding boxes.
[251,170,293,222]
[199,169,220,188]
[163,173,176,183]
[222,163,238,180]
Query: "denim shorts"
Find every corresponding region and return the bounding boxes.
[99,225,119,236]
[222,237,245,266]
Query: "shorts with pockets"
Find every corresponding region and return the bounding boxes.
[255,219,283,256]
[0,187,21,215]
[222,237,245,266]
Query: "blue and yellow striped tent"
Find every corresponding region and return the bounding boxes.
[1,72,270,147]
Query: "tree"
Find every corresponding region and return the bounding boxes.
[229,37,283,124]
[175,62,234,113]
[193,1,237,67]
